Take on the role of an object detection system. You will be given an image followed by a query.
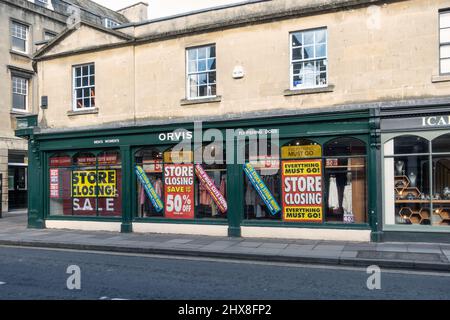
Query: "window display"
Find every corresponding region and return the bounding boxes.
[134,144,227,220]
[244,137,368,224]
[384,134,450,227]
[49,150,122,217]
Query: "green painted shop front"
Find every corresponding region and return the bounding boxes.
[16,108,381,241]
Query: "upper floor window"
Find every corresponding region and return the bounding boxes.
[186,45,216,99]
[11,21,29,53]
[73,64,95,110]
[440,11,450,74]
[12,76,28,112]
[104,18,120,29]
[290,28,327,90]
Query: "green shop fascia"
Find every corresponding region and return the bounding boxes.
[15,108,381,242]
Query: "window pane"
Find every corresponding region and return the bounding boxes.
[198,47,207,59]
[75,78,81,87]
[13,93,26,110]
[391,156,431,226]
[303,31,314,45]
[209,84,217,96]
[208,72,216,84]
[82,76,89,87]
[90,96,95,107]
[190,85,198,98]
[432,133,450,153]
[199,73,207,85]
[188,60,197,73]
[12,37,26,52]
[316,44,326,58]
[76,89,82,98]
[189,74,198,87]
[441,58,450,73]
[198,59,206,72]
[84,98,91,108]
[188,49,197,61]
[304,46,314,59]
[315,29,326,43]
[208,46,216,58]
[432,156,450,226]
[76,99,83,109]
[75,67,81,77]
[89,76,95,86]
[292,48,302,60]
[441,12,450,29]
[90,64,95,74]
[393,135,429,154]
[441,28,450,43]
[324,137,366,156]
[325,157,367,224]
[441,45,450,59]
[82,65,89,76]
[199,85,207,97]
[292,33,302,47]
[207,58,216,70]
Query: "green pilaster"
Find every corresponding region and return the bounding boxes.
[369,107,382,242]
[28,138,45,229]
[121,146,133,233]
[226,158,242,237]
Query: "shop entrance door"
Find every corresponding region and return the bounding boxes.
[8,166,27,211]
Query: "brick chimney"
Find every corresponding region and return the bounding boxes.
[117,2,148,23]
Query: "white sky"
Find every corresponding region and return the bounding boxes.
[93,0,245,19]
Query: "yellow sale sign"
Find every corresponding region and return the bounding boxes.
[71,170,117,198]
[282,160,323,222]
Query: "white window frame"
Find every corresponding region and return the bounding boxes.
[439,11,450,75]
[186,45,217,100]
[11,76,29,112]
[289,28,328,90]
[11,21,29,54]
[72,63,96,111]
[104,18,120,29]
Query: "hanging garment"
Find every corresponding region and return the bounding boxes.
[245,180,256,206]
[328,176,339,210]
[219,175,227,199]
[155,178,163,198]
[342,184,354,223]
[200,182,212,206]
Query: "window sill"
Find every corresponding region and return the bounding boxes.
[67,108,99,116]
[431,75,450,83]
[10,110,31,116]
[10,50,32,59]
[284,85,335,96]
[180,96,222,106]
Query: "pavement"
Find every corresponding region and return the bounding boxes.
[1,211,450,272]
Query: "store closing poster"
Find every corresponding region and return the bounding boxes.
[282,160,323,222]
[164,164,195,219]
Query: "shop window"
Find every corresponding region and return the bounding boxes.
[244,141,281,220]
[49,150,122,217]
[324,138,367,224]
[195,144,227,219]
[383,135,450,227]
[134,144,227,220]
[135,147,164,218]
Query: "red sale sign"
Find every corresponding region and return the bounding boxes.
[164,164,195,219]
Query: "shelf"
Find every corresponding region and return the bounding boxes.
[396,200,450,204]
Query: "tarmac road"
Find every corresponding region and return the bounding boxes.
[1,246,450,300]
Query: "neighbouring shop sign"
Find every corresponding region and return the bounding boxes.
[381,115,450,131]
[195,164,227,213]
[135,165,164,212]
[281,145,322,159]
[243,163,281,216]
[282,160,323,222]
[71,170,117,197]
[164,164,195,219]
[50,168,59,198]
